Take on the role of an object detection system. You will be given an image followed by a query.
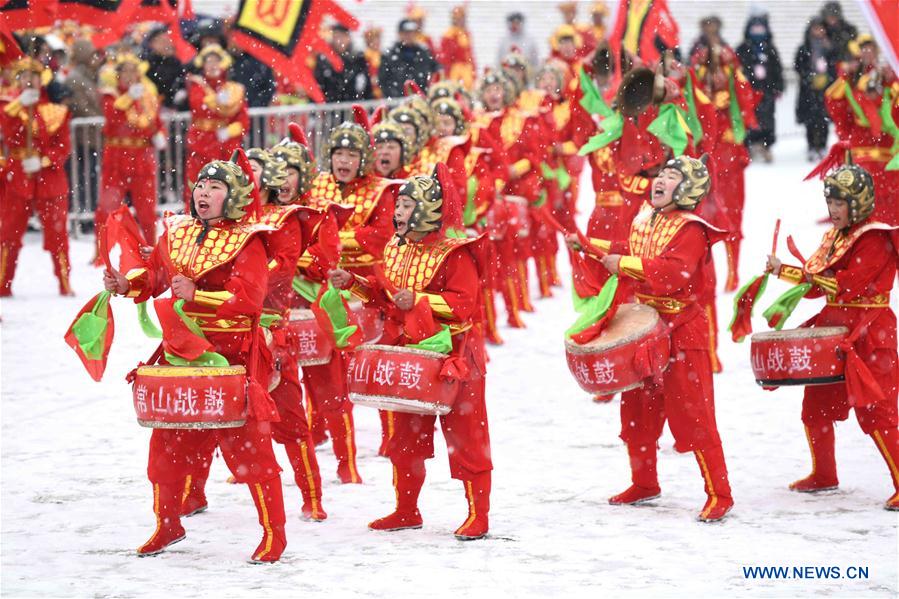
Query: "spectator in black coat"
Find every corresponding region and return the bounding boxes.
[794,17,838,160]
[736,13,784,161]
[821,1,858,63]
[142,26,187,110]
[313,24,374,103]
[378,19,438,98]
[229,45,277,108]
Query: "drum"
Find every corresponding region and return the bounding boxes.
[750,326,848,387]
[347,344,457,415]
[288,308,333,366]
[132,365,248,429]
[564,303,671,395]
[504,195,530,239]
[485,195,530,241]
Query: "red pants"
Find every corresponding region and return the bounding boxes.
[96,148,158,244]
[386,376,492,480]
[802,348,899,434]
[0,191,71,295]
[303,352,361,476]
[270,363,314,445]
[147,418,281,485]
[620,349,722,453]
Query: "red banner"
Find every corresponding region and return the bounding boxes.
[229,0,359,103]
[857,0,899,74]
[0,0,60,30]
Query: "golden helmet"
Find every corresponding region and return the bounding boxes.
[326,121,373,175]
[664,155,711,210]
[501,49,532,93]
[398,174,443,239]
[246,148,289,194]
[193,43,233,71]
[477,69,516,108]
[403,95,434,136]
[431,97,468,136]
[824,164,875,225]
[388,104,428,154]
[428,79,460,102]
[371,121,413,165]
[192,157,256,220]
[270,140,315,198]
[11,57,52,87]
[550,24,583,52]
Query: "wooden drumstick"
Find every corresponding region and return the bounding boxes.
[771,218,781,256]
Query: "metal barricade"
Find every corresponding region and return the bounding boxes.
[67,98,397,236]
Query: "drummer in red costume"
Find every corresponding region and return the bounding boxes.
[329,166,492,540]
[103,154,287,562]
[95,53,166,257]
[182,147,328,522]
[304,111,402,471]
[572,155,734,522]
[184,45,248,207]
[372,120,414,179]
[766,164,899,510]
[0,57,72,297]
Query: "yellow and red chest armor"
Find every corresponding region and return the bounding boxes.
[411,135,468,177]
[804,222,897,274]
[165,214,269,279]
[256,203,307,229]
[383,235,475,292]
[307,172,394,231]
[628,203,711,259]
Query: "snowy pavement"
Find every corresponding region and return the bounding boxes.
[2,135,897,598]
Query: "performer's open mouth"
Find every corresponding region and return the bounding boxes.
[379,158,392,168]
[196,199,210,212]
[336,167,352,178]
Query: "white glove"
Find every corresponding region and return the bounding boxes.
[21,156,41,174]
[216,90,230,105]
[19,89,39,107]
[128,83,145,99]
[216,127,231,143]
[152,132,167,150]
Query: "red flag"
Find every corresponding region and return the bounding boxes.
[0,20,23,66]
[56,0,141,28]
[229,0,359,103]
[64,291,116,382]
[0,0,59,29]
[858,0,899,75]
[728,274,768,343]
[609,0,679,66]
[105,206,147,274]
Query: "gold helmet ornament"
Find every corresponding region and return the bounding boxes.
[271,122,315,199]
[395,163,462,243]
[246,148,289,198]
[191,149,260,221]
[431,97,468,136]
[427,78,460,102]
[327,105,374,175]
[388,104,428,155]
[663,155,711,211]
[193,43,233,70]
[501,49,532,95]
[477,69,516,108]
[823,163,875,225]
[371,120,413,165]
[11,56,52,87]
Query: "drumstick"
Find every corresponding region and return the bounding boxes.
[98,223,114,272]
[575,229,607,258]
[771,218,781,256]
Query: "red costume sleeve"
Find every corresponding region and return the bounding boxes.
[215,236,268,320]
[626,222,709,294]
[38,107,71,167]
[354,184,398,260]
[417,247,479,323]
[264,217,303,305]
[832,231,897,301]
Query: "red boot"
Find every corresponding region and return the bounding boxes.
[54,251,74,297]
[248,477,287,564]
[482,288,504,345]
[284,441,327,521]
[695,445,734,522]
[871,429,899,510]
[137,483,186,556]
[790,424,838,493]
[610,442,661,505]
[593,394,615,404]
[369,463,425,532]
[454,472,490,540]
[502,276,526,328]
[326,407,363,484]
[517,261,535,313]
[377,410,393,458]
[180,474,209,517]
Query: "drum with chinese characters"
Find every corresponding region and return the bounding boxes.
[346,344,457,415]
[132,365,248,429]
[564,303,671,395]
[288,308,333,366]
[750,326,848,387]
[348,300,384,344]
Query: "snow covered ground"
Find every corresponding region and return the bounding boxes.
[2,133,898,598]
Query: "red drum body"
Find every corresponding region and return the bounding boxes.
[750,326,848,387]
[565,303,671,395]
[486,195,530,241]
[132,365,248,429]
[504,195,530,239]
[347,344,457,415]
[288,308,333,366]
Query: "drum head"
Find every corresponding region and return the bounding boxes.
[566,304,661,354]
[751,326,849,342]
